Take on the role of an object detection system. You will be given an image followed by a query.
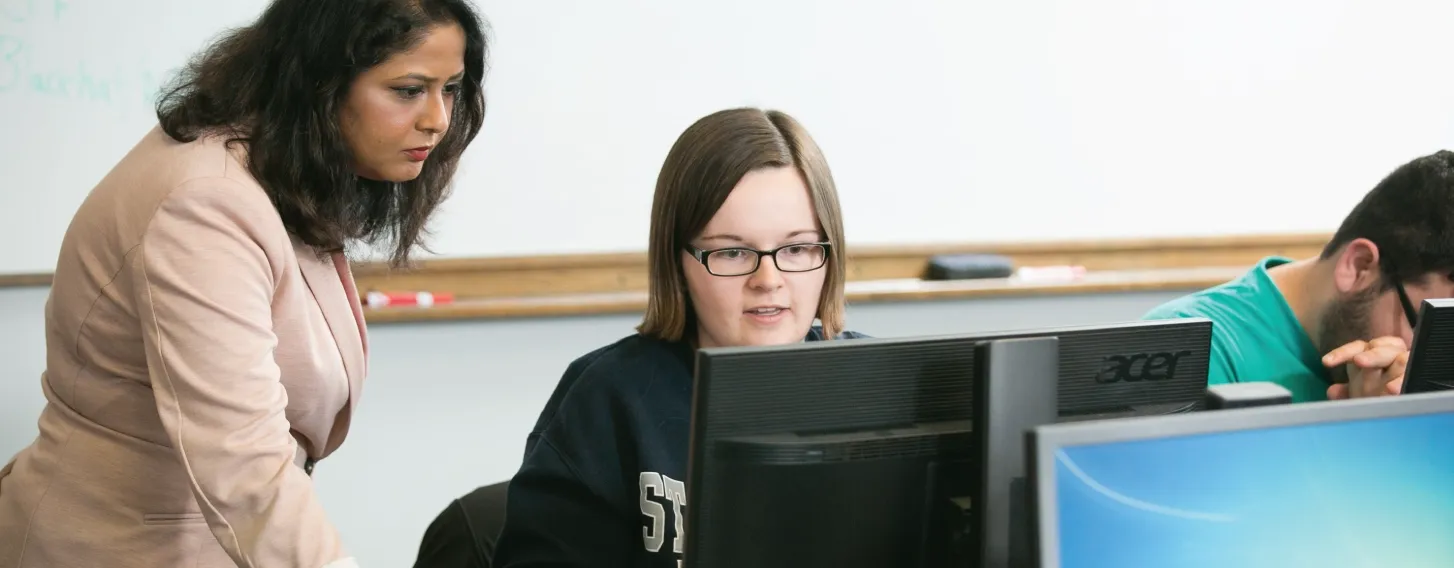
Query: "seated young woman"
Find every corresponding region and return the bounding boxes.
[490,107,869,568]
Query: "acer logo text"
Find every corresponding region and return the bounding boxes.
[1094,350,1192,384]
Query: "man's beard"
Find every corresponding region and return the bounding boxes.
[1317,286,1379,384]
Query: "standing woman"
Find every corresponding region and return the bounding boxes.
[0,1,488,567]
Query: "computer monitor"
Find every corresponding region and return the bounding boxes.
[1400,298,1454,394]
[682,318,1213,568]
[972,317,1223,568]
[1027,389,1454,568]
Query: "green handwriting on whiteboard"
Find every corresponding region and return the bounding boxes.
[0,0,69,23]
[0,34,172,106]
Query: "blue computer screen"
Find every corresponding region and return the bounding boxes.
[1051,411,1454,568]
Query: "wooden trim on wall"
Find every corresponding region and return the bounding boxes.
[0,273,54,287]
[361,266,1253,324]
[350,232,1330,301]
[352,251,652,300]
[0,232,1330,322]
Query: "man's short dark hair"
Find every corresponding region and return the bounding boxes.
[1321,150,1454,286]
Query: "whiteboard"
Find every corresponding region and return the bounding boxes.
[3,0,1453,275]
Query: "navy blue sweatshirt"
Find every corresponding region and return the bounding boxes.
[493,328,868,568]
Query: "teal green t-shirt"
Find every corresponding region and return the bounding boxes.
[1142,256,1331,403]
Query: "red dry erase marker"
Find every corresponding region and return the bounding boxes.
[365,290,455,308]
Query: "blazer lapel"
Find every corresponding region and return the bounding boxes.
[293,238,368,456]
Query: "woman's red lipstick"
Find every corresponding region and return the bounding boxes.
[404,147,431,161]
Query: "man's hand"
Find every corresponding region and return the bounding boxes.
[1322,336,1409,400]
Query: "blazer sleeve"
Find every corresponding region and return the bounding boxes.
[131,178,357,568]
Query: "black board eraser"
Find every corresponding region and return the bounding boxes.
[925,254,1015,281]
[1204,382,1293,410]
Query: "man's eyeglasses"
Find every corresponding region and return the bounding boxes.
[1394,280,1420,330]
[685,242,831,277]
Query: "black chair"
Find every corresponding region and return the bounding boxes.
[413,480,510,568]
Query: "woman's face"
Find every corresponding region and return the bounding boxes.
[682,166,828,349]
[340,23,466,182]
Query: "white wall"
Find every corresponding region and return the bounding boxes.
[4,0,1454,274]
[0,284,1189,567]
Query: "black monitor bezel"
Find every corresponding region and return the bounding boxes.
[684,317,1212,568]
[1400,297,1454,394]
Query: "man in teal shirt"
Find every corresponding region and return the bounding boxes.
[1145,150,1454,402]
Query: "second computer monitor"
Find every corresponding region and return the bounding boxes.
[1027,389,1454,568]
[971,317,1216,568]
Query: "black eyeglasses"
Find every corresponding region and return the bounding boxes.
[1394,280,1420,330]
[685,242,832,277]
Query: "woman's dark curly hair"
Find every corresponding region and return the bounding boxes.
[155,0,489,266]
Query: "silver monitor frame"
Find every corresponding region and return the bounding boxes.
[1027,389,1454,568]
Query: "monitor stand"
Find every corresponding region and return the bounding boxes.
[974,336,1059,568]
